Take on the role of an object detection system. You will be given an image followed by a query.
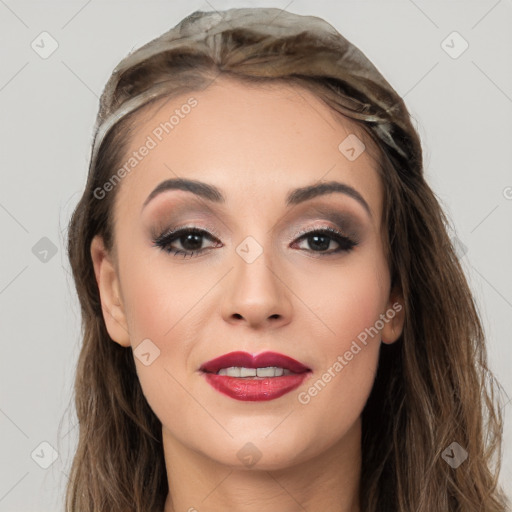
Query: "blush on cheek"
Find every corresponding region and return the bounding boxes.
[330,284,387,348]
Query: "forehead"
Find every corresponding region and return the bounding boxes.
[112,77,383,224]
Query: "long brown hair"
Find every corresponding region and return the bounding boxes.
[64,7,510,511]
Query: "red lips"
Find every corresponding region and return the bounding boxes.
[199,351,310,374]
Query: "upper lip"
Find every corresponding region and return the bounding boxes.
[199,351,311,374]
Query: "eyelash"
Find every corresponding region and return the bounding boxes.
[152,225,358,259]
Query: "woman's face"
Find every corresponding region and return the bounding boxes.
[91,77,404,470]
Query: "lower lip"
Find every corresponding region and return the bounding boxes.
[202,372,310,401]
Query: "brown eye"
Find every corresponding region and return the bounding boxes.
[153,227,221,258]
[292,227,358,255]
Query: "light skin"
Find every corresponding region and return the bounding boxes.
[90,77,405,512]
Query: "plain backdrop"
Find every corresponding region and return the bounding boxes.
[0,1,511,510]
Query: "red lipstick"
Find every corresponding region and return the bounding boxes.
[199,351,311,401]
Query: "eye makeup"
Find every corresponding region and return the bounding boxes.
[146,200,366,260]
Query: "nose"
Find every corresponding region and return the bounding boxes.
[220,246,292,330]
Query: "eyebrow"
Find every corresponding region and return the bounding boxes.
[141,178,372,218]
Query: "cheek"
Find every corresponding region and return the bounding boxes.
[120,246,203,344]
[294,251,389,351]
[119,262,201,425]
[290,254,387,435]
[116,250,197,388]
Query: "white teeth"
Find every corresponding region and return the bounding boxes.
[239,367,255,377]
[217,367,241,377]
[216,366,292,377]
[257,367,282,377]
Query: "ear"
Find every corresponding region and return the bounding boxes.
[381,285,405,345]
[90,235,131,347]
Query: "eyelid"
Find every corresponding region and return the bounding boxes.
[153,221,356,243]
[151,223,223,244]
[150,204,364,244]
[152,222,359,251]
[152,223,359,260]
[288,223,359,244]
[285,214,361,242]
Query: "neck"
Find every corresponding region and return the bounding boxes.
[162,419,362,512]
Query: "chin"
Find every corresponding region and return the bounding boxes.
[198,430,315,471]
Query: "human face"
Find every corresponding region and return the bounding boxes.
[91,77,404,471]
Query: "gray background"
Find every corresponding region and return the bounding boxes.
[1,0,511,510]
